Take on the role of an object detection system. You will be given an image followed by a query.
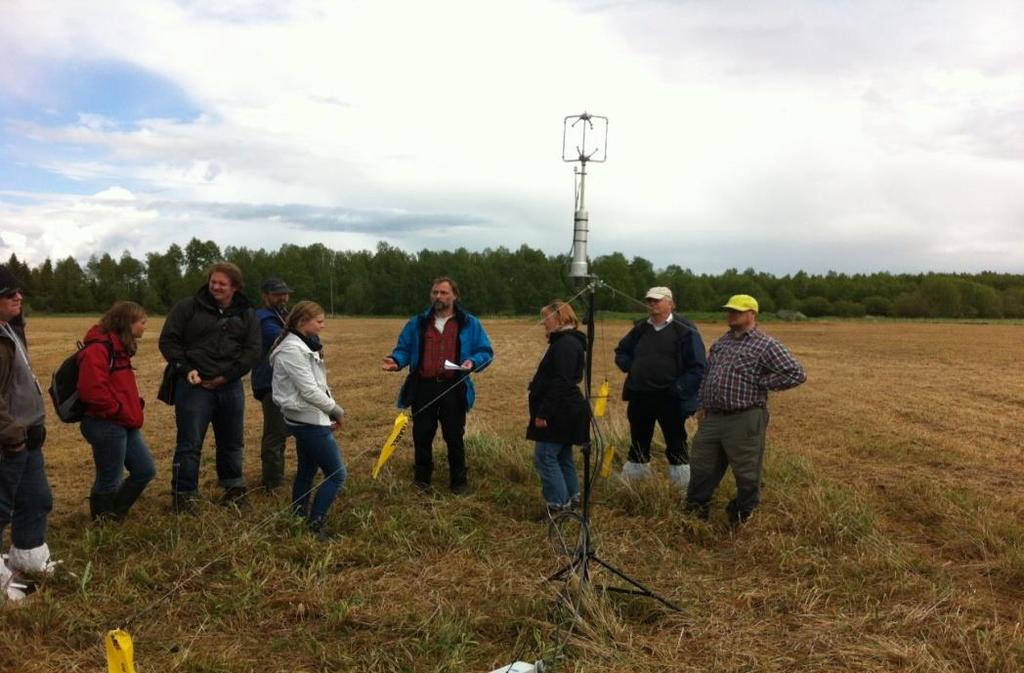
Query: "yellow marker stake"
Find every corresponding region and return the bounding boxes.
[372,412,410,479]
[600,444,616,478]
[593,379,610,418]
[104,629,136,673]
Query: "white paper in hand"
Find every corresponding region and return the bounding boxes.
[443,359,470,371]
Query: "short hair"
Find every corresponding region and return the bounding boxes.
[542,299,579,329]
[207,262,244,290]
[285,300,325,333]
[99,301,147,356]
[431,276,459,299]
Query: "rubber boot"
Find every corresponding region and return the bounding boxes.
[89,492,118,522]
[112,480,149,520]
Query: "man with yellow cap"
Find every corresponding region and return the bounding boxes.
[686,294,805,524]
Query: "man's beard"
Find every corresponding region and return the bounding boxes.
[433,300,451,311]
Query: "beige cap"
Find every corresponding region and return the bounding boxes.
[645,286,673,301]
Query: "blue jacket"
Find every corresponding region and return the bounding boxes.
[389,305,494,410]
[614,313,707,417]
[251,306,287,399]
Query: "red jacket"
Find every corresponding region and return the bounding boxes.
[76,325,144,428]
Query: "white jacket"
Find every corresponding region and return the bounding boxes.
[269,332,343,427]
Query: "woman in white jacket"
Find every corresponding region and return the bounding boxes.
[269,301,346,537]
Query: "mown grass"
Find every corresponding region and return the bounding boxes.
[1,318,1023,671]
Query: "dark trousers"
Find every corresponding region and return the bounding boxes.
[259,394,289,488]
[289,424,347,522]
[686,407,768,518]
[626,391,688,465]
[411,377,467,487]
[0,425,52,549]
[171,377,246,494]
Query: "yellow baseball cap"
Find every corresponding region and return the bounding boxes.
[723,294,759,313]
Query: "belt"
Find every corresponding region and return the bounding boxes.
[419,374,455,383]
[707,406,760,416]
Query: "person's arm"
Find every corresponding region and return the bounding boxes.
[613,324,639,373]
[385,319,417,370]
[461,318,493,372]
[0,350,26,451]
[158,300,192,372]
[77,342,119,418]
[761,340,806,391]
[676,327,707,415]
[229,310,263,381]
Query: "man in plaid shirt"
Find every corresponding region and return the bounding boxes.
[686,294,806,524]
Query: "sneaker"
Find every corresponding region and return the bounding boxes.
[450,482,470,496]
[221,486,248,507]
[413,480,433,494]
[172,492,198,514]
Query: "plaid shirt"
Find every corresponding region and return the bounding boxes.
[698,327,805,411]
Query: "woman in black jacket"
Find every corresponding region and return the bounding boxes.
[527,300,590,512]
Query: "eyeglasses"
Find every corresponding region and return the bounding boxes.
[0,289,21,300]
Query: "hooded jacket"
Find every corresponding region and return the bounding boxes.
[388,304,493,410]
[76,325,144,428]
[158,285,261,382]
[270,331,343,427]
[0,320,46,450]
[526,328,590,445]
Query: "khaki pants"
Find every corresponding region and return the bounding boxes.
[686,408,767,519]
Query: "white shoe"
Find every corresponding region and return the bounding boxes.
[6,543,59,576]
[667,464,691,491]
[620,461,652,482]
[1,563,29,602]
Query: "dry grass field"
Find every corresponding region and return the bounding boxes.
[2,316,1023,672]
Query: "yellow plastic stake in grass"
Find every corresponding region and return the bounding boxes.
[600,444,616,478]
[594,379,610,418]
[372,412,410,479]
[105,629,136,673]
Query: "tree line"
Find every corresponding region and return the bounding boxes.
[5,239,1024,319]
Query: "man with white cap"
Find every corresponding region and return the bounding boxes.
[614,286,706,488]
[0,265,57,602]
[686,294,806,524]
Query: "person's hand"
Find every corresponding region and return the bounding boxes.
[2,442,26,456]
[329,420,341,431]
[201,375,226,390]
[461,359,474,371]
[534,418,548,428]
[187,369,202,385]
[382,357,399,372]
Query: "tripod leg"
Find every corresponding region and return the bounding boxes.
[588,554,682,612]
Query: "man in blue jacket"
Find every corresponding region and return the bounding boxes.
[614,287,706,490]
[382,277,493,494]
[251,278,291,491]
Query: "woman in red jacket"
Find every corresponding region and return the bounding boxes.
[77,301,155,520]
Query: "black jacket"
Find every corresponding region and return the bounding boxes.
[526,329,590,445]
[614,313,707,417]
[158,285,261,383]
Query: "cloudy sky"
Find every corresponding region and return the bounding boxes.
[1,0,1022,274]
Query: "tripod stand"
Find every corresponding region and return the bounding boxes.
[545,278,681,613]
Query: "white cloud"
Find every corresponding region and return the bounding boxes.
[1,0,1023,273]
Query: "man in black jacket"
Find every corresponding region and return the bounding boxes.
[159,262,261,511]
[614,287,706,489]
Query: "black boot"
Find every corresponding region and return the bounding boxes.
[172,491,198,514]
[89,492,117,521]
[112,480,149,520]
[221,486,248,507]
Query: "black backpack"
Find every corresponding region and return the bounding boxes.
[49,339,113,423]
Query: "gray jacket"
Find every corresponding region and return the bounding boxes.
[0,321,46,450]
[269,332,343,427]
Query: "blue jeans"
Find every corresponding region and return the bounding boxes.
[171,378,246,494]
[0,425,52,549]
[81,416,156,495]
[289,424,347,522]
[534,441,579,508]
